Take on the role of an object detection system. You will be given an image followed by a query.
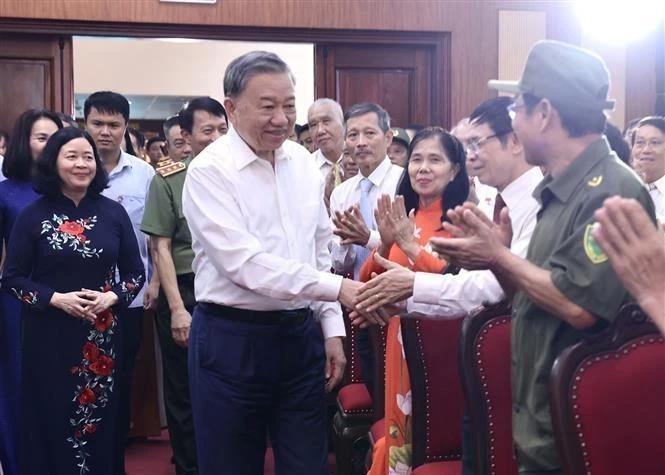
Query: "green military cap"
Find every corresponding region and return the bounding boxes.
[391,128,411,148]
[488,40,615,113]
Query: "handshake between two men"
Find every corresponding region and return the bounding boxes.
[332,194,514,328]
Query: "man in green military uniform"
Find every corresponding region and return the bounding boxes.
[141,97,228,475]
[428,40,657,474]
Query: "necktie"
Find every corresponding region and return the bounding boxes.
[648,183,657,191]
[493,193,506,225]
[353,178,374,278]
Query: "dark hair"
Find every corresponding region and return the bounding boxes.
[179,97,227,133]
[344,103,391,133]
[636,116,665,136]
[2,109,63,181]
[84,91,130,123]
[294,123,303,136]
[469,96,514,145]
[33,127,108,197]
[604,122,631,164]
[397,127,469,224]
[522,93,606,138]
[297,123,310,137]
[56,112,78,128]
[0,129,8,143]
[224,51,294,99]
[123,128,138,156]
[127,127,145,148]
[146,136,164,151]
[162,116,180,142]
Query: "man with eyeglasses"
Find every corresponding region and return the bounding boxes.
[631,116,665,222]
[426,41,656,475]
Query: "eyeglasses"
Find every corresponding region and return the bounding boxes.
[464,134,500,156]
[633,139,664,151]
[507,102,527,120]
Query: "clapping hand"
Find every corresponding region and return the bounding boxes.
[429,202,512,270]
[332,206,371,245]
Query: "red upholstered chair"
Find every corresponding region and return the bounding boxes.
[458,301,517,475]
[550,303,665,475]
[333,315,388,475]
[402,315,466,470]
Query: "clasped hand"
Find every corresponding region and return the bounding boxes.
[51,289,119,323]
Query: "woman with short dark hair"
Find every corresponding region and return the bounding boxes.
[0,108,62,475]
[1,127,145,475]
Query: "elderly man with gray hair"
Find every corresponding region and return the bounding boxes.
[182,51,368,474]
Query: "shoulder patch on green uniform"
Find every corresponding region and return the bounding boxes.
[583,223,607,264]
[157,161,186,178]
[587,175,603,187]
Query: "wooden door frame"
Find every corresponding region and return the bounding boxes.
[0,18,450,127]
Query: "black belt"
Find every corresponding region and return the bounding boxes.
[199,303,311,325]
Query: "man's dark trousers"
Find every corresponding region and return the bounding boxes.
[155,273,198,475]
[189,304,328,475]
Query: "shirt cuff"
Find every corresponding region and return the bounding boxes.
[366,230,381,250]
[314,271,344,302]
[413,272,444,305]
[319,310,346,339]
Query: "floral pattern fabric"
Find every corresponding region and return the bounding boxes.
[366,200,450,475]
[41,214,103,258]
[0,194,145,475]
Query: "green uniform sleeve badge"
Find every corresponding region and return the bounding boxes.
[583,223,608,264]
[587,175,603,187]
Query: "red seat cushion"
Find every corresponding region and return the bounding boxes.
[338,383,372,413]
[412,460,462,474]
[369,418,385,446]
[571,336,665,475]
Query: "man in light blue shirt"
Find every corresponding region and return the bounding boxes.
[84,91,158,474]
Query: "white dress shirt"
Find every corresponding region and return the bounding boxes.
[182,127,345,339]
[647,174,665,223]
[0,155,6,182]
[474,176,497,220]
[312,149,342,178]
[329,157,404,276]
[406,167,543,318]
[103,151,155,308]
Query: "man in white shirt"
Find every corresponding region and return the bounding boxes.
[83,91,158,474]
[632,116,665,222]
[308,98,345,210]
[329,102,404,398]
[309,98,345,178]
[182,51,362,475]
[353,96,541,321]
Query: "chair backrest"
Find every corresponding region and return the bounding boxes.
[369,324,389,419]
[342,307,365,385]
[550,303,665,475]
[458,301,517,475]
[403,315,466,467]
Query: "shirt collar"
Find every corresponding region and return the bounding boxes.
[314,149,342,169]
[534,138,611,205]
[359,157,394,189]
[228,126,289,170]
[650,173,665,192]
[501,166,544,211]
[108,151,133,177]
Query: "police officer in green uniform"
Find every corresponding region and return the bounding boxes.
[428,40,657,474]
[141,97,228,475]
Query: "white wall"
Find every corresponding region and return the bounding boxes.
[73,37,315,124]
